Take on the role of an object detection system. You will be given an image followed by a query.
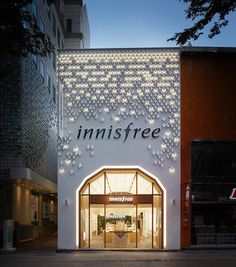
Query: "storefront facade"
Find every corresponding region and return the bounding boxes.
[57,48,180,250]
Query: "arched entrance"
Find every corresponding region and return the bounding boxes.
[79,168,164,249]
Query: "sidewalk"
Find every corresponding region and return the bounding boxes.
[16,231,57,253]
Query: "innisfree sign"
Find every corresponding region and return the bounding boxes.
[77,122,161,143]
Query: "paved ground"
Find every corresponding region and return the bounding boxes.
[1,250,236,267]
[1,233,236,267]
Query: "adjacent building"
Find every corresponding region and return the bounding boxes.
[181,47,236,247]
[57,47,236,250]
[0,0,90,248]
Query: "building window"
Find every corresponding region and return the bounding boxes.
[52,85,56,103]
[52,13,56,36]
[31,1,37,21]
[57,29,60,48]
[61,42,64,49]
[32,54,37,67]
[39,60,45,81]
[61,10,64,23]
[52,52,56,71]
[39,17,45,33]
[47,3,51,21]
[191,141,236,246]
[48,52,51,61]
[66,19,72,33]
[0,184,5,202]
[47,73,51,93]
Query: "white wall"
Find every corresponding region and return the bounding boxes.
[80,4,90,48]
[58,48,180,250]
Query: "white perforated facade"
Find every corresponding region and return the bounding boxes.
[58,48,181,250]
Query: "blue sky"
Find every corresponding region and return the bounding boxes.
[84,0,236,48]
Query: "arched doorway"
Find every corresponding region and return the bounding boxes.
[79,168,163,249]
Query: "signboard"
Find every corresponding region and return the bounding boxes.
[50,200,55,221]
[229,188,236,200]
[89,195,153,205]
[108,196,133,204]
[183,183,190,222]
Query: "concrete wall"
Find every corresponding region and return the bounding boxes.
[80,4,90,48]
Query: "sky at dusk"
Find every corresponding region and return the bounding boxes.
[84,0,236,48]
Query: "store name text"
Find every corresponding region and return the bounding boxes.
[77,122,160,142]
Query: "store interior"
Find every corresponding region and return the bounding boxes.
[80,170,163,249]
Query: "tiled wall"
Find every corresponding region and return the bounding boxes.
[0,56,57,182]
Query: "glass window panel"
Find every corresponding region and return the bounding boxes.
[153,195,162,248]
[66,19,72,33]
[106,172,136,194]
[80,169,163,249]
[137,204,152,248]
[31,1,37,20]
[39,61,45,81]
[39,17,45,33]
[138,173,152,194]
[52,13,56,36]
[90,204,104,248]
[81,184,89,195]
[80,196,89,248]
[105,204,136,248]
[153,184,161,194]
[90,174,104,194]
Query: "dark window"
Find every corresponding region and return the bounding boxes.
[66,19,72,33]
[39,17,45,33]
[32,54,37,67]
[61,42,64,49]
[191,142,236,181]
[32,1,37,21]
[48,48,51,60]
[47,3,51,21]
[39,60,45,80]
[57,29,60,48]
[52,52,56,71]
[52,13,56,36]
[0,184,5,202]
[53,85,56,103]
[47,73,51,93]
[191,141,236,246]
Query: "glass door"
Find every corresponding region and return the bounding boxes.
[105,204,136,248]
[80,169,164,249]
[90,204,105,248]
[137,204,152,248]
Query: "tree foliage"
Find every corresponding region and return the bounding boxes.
[168,0,236,45]
[0,0,55,57]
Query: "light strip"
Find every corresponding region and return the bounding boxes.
[75,165,167,249]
